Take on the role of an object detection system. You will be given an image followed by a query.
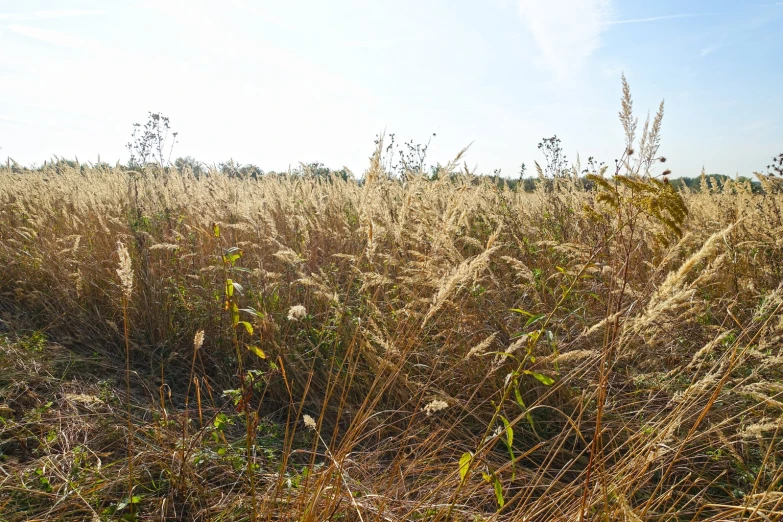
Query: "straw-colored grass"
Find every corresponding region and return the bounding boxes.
[1,94,782,521]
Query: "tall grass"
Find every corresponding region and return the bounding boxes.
[1,97,783,520]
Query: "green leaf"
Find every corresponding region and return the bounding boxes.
[525,370,555,386]
[240,307,264,318]
[514,383,525,409]
[213,223,220,238]
[223,248,243,266]
[492,476,505,509]
[116,495,141,511]
[226,279,234,297]
[500,416,513,447]
[231,281,244,294]
[459,452,472,483]
[524,313,546,328]
[514,380,536,431]
[500,415,516,479]
[247,345,266,359]
[238,321,253,335]
[213,413,229,431]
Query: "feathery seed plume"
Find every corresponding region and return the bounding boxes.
[116,241,133,300]
[423,399,449,416]
[194,330,205,351]
[287,305,307,321]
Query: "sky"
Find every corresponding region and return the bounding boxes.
[1,0,782,178]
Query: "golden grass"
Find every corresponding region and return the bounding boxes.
[1,141,782,519]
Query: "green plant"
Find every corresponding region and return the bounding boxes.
[18,331,46,352]
[213,223,269,521]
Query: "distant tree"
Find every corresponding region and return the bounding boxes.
[521,177,537,192]
[219,159,263,179]
[174,156,205,177]
[294,161,349,181]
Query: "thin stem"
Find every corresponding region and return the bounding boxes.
[121,295,135,517]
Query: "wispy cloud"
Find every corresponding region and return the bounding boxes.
[517,0,612,80]
[9,24,104,52]
[0,9,103,21]
[517,2,711,79]
[739,120,771,133]
[360,38,397,50]
[602,64,625,78]
[607,13,702,25]
[227,0,292,29]
[0,114,32,125]
[700,45,719,57]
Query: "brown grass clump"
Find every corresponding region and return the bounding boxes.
[1,92,783,520]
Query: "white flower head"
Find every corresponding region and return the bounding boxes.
[423,399,449,416]
[287,305,307,321]
[193,330,205,351]
[303,414,317,431]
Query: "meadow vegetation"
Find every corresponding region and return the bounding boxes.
[1,80,782,521]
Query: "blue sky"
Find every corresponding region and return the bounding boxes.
[1,0,781,177]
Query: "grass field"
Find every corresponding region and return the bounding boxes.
[1,97,783,520]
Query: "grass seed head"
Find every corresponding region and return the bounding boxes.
[287,305,307,321]
[194,330,205,351]
[116,241,133,300]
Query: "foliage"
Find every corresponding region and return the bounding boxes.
[174,156,205,177]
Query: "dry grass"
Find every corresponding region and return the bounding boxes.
[1,136,783,519]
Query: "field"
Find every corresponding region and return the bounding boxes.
[2,122,783,519]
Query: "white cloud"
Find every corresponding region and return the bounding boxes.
[517,0,612,80]
[0,9,103,21]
